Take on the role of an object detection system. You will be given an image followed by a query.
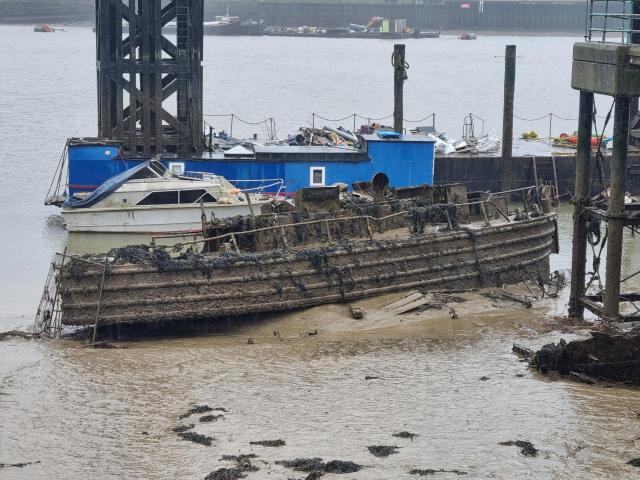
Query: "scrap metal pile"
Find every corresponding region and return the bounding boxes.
[287,126,359,147]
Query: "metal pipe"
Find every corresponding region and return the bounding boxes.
[604,96,630,321]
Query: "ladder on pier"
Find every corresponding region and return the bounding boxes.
[531,155,559,203]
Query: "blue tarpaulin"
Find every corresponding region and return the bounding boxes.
[376,131,401,139]
[63,161,151,209]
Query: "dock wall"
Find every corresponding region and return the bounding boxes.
[2,0,586,33]
[434,154,640,196]
[219,1,586,33]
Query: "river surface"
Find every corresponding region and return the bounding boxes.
[1,26,640,479]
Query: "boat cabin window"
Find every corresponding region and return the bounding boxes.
[137,190,179,205]
[199,193,217,203]
[179,189,214,203]
[310,166,325,187]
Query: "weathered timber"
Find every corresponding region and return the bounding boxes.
[532,328,640,384]
[57,212,557,326]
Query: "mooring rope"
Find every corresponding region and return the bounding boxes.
[391,50,409,82]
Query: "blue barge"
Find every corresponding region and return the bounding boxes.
[65,133,436,197]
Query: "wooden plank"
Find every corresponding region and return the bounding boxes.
[389,296,432,314]
[381,291,422,311]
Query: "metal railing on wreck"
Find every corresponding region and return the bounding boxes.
[148,184,547,252]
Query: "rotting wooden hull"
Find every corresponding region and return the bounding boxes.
[59,214,558,326]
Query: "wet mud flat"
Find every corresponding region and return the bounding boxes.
[4,284,640,479]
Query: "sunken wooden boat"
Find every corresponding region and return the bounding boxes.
[39,184,559,330]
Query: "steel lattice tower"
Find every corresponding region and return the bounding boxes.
[96,0,203,156]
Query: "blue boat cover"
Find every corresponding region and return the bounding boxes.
[63,161,151,209]
[376,130,401,139]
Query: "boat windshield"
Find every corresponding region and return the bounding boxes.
[137,189,217,206]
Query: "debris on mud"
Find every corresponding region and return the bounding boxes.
[220,454,258,462]
[250,439,286,447]
[499,440,538,457]
[206,454,260,479]
[0,461,41,469]
[367,445,400,457]
[322,460,362,474]
[177,431,214,446]
[0,330,39,341]
[627,458,640,467]
[479,376,490,381]
[392,431,419,440]
[204,468,247,480]
[364,375,379,380]
[410,468,468,476]
[172,424,194,433]
[512,344,534,360]
[483,290,532,308]
[569,371,597,385]
[179,405,214,419]
[276,458,361,478]
[531,329,640,385]
[200,414,224,423]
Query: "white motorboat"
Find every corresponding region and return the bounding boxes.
[61,161,286,233]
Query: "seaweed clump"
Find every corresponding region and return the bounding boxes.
[179,404,214,419]
[172,424,194,433]
[249,439,286,447]
[200,414,224,423]
[276,458,361,479]
[409,203,458,234]
[367,445,400,457]
[409,468,467,476]
[177,431,214,447]
[392,431,419,440]
[205,454,259,480]
[499,440,538,457]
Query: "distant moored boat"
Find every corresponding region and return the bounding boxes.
[34,24,55,33]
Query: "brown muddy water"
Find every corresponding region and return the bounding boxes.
[1,26,640,479]
[1,208,640,479]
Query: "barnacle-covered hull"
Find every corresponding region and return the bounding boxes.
[58,214,558,326]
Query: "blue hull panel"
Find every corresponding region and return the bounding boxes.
[67,137,435,196]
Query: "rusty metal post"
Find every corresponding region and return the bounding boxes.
[568,91,594,319]
[392,44,406,134]
[500,45,516,192]
[603,96,630,320]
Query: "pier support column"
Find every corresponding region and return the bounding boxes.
[392,44,406,134]
[499,45,516,192]
[603,96,630,321]
[568,91,594,319]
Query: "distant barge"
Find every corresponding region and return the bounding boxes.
[263,28,440,39]
[37,184,558,331]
